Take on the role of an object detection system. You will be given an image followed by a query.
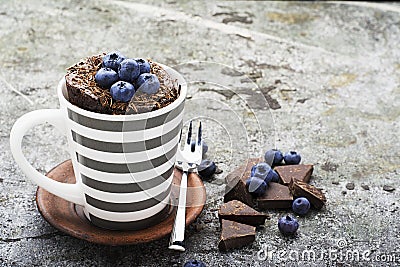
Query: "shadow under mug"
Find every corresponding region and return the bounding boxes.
[10,65,187,230]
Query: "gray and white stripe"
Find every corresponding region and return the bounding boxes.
[67,102,184,132]
[68,103,182,229]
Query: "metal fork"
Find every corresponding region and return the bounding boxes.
[169,121,203,252]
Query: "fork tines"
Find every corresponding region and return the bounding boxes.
[197,121,202,146]
[186,121,192,145]
[181,120,202,153]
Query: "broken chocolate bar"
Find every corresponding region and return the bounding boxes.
[289,179,326,209]
[218,219,256,251]
[274,164,313,185]
[257,182,293,209]
[218,200,269,226]
[224,158,262,207]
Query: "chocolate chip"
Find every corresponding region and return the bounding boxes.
[361,184,369,190]
[346,182,355,190]
[215,167,223,174]
[383,185,395,192]
[332,181,339,185]
[203,218,212,223]
[219,200,268,226]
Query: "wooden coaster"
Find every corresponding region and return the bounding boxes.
[36,160,206,246]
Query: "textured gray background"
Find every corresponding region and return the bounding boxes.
[0,1,399,266]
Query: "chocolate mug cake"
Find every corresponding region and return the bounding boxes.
[65,52,180,115]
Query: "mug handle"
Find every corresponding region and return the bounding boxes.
[10,109,84,206]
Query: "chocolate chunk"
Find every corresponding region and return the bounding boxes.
[361,184,369,190]
[257,182,293,209]
[218,219,255,252]
[383,185,395,192]
[224,158,262,207]
[274,164,313,185]
[346,182,355,190]
[218,200,269,226]
[224,174,253,207]
[289,179,326,210]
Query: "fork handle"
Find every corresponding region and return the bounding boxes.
[169,171,188,251]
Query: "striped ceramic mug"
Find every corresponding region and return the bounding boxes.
[10,64,186,230]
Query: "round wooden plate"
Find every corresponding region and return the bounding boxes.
[36,160,206,246]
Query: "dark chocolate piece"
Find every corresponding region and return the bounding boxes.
[289,179,326,209]
[224,158,262,207]
[218,219,256,252]
[65,54,179,115]
[218,200,269,226]
[65,56,111,114]
[257,182,293,209]
[274,164,313,185]
[383,185,395,192]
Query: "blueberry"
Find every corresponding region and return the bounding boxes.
[94,67,119,89]
[246,177,267,197]
[251,163,272,182]
[264,149,284,166]
[251,163,278,183]
[102,51,126,71]
[136,73,160,94]
[278,215,299,236]
[135,58,151,74]
[284,151,301,165]
[183,259,206,267]
[198,159,216,180]
[118,59,140,83]
[292,197,310,215]
[110,81,136,102]
[269,169,279,183]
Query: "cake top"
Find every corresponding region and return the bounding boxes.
[65,53,179,115]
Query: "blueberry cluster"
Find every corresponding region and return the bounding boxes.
[245,149,303,197]
[246,162,279,197]
[264,149,301,166]
[244,148,309,236]
[94,51,160,102]
[279,196,311,236]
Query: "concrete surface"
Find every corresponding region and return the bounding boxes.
[1,1,400,266]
